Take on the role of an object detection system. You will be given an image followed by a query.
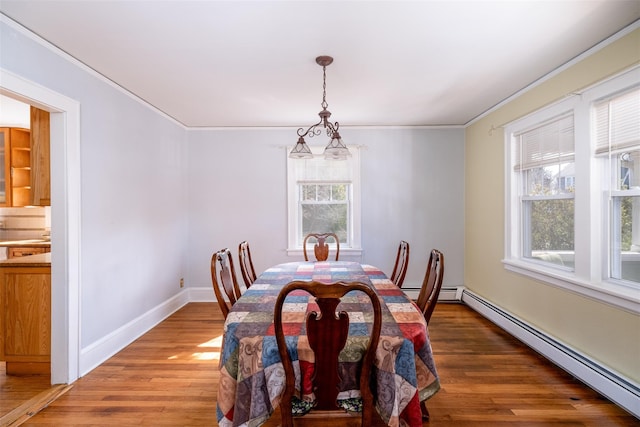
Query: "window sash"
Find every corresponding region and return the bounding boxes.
[299,185,351,245]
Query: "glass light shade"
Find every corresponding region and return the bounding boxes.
[289,137,313,159]
[323,134,351,160]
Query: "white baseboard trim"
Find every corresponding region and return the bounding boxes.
[189,286,215,302]
[79,290,190,376]
[393,286,464,302]
[462,289,640,419]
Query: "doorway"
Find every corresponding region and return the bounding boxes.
[0,68,82,388]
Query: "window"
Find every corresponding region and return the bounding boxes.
[504,66,640,311]
[595,87,640,285]
[287,145,361,254]
[514,114,575,268]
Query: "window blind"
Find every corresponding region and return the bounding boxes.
[594,86,640,156]
[293,146,353,182]
[514,114,574,171]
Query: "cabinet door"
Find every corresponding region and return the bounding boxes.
[30,107,50,206]
[0,269,51,362]
[0,128,12,206]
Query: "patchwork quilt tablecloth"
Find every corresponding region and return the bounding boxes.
[216,261,440,427]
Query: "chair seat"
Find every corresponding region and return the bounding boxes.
[291,396,363,417]
[292,396,316,416]
[337,397,363,414]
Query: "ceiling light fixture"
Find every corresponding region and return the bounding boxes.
[289,55,351,160]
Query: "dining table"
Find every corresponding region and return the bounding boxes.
[216,261,440,427]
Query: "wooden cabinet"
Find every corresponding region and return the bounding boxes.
[30,107,50,206]
[0,260,51,375]
[0,106,50,207]
[10,127,32,207]
[0,128,8,204]
[0,127,30,207]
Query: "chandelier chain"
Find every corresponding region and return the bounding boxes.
[321,66,328,110]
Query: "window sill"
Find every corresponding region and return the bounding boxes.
[502,258,640,314]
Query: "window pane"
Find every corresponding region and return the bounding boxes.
[302,185,316,201]
[524,199,574,268]
[332,184,347,201]
[524,163,574,196]
[317,185,331,201]
[616,151,640,191]
[302,204,348,243]
[611,195,640,284]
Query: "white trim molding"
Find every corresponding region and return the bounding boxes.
[503,259,640,314]
[462,289,640,418]
[401,286,464,302]
[79,292,189,376]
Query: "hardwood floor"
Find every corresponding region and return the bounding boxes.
[3,302,637,426]
[0,363,51,419]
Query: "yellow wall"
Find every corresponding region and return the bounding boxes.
[465,28,640,382]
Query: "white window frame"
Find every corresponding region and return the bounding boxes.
[286,145,362,257]
[504,66,640,313]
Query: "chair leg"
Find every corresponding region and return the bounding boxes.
[420,400,430,420]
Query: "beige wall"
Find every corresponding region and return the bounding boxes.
[465,29,640,382]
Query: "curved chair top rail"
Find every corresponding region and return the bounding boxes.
[303,232,340,261]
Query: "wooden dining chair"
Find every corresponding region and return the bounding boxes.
[273,280,382,426]
[237,240,257,288]
[414,248,444,420]
[303,232,340,261]
[210,248,242,319]
[390,240,410,288]
[415,249,445,324]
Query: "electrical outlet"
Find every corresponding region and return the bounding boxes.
[179,278,184,288]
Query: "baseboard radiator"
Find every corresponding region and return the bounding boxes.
[462,289,640,419]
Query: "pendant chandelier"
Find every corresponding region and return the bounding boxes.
[289,55,351,160]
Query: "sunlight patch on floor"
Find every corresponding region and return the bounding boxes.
[198,335,223,348]
[187,335,223,360]
[191,351,220,361]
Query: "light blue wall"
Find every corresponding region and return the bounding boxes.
[0,18,189,349]
[186,127,465,290]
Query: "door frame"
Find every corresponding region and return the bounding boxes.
[1,68,81,384]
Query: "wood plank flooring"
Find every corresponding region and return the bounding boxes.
[2,302,637,426]
[0,363,51,420]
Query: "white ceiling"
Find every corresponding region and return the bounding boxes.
[1,1,638,128]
